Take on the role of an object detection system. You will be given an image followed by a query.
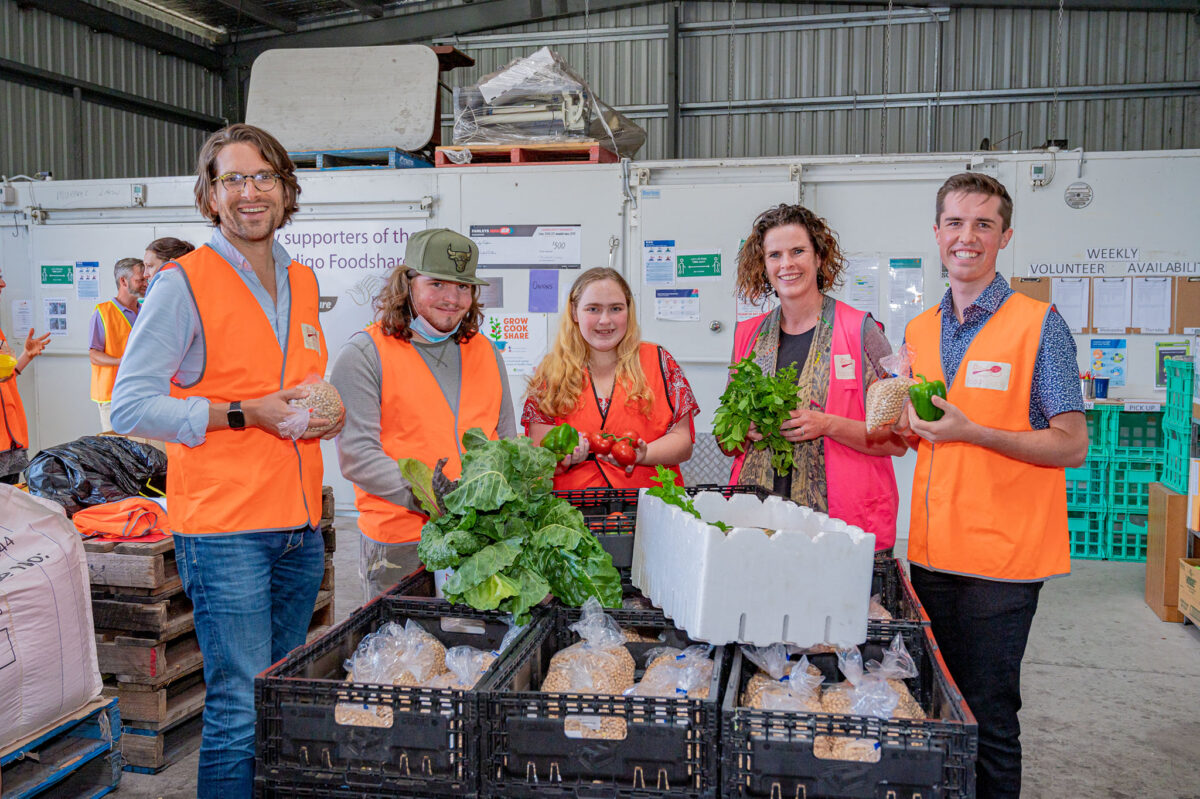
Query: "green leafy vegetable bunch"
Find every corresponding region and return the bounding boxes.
[711,357,800,474]
[401,429,622,624]
[646,466,731,532]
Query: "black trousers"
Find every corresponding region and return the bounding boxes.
[910,565,1043,799]
[0,472,18,485]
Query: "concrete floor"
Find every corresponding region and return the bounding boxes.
[115,519,1200,799]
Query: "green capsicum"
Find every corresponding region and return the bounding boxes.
[908,374,947,421]
[540,423,579,461]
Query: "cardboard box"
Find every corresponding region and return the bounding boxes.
[1147,483,1189,622]
[1178,559,1200,627]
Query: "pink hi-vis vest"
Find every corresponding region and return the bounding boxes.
[728,302,898,551]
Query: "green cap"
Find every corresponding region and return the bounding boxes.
[404,228,488,286]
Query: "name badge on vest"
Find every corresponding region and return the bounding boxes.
[965,360,1012,391]
[833,354,856,380]
[301,323,321,352]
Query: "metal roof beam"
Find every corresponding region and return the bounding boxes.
[208,0,298,33]
[748,0,1199,8]
[339,0,385,18]
[223,0,646,66]
[0,57,226,131]
[15,0,223,71]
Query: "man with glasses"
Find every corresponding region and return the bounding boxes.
[112,124,343,798]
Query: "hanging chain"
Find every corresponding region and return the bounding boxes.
[881,0,893,155]
[726,0,737,158]
[1048,0,1065,145]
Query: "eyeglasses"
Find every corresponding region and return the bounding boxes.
[211,171,281,192]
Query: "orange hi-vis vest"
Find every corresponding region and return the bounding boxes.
[354,324,504,544]
[906,291,1069,582]
[0,328,29,453]
[166,245,327,535]
[90,300,134,402]
[550,342,683,491]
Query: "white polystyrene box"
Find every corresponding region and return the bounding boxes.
[0,486,103,752]
[631,490,875,647]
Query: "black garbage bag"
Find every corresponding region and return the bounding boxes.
[27,435,167,517]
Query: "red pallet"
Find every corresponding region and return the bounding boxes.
[435,141,618,167]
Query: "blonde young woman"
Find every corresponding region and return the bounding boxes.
[524,268,699,489]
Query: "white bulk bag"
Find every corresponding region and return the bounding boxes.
[0,485,102,751]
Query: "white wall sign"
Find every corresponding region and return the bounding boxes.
[482,313,549,376]
[471,224,582,269]
[276,219,427,358]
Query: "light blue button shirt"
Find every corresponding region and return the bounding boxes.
[110,229,299,447]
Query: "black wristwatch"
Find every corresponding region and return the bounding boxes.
[227,401,246,430]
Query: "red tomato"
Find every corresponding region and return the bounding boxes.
[587,431,613,455]
[611,439,638,467]
[617,430,639,443]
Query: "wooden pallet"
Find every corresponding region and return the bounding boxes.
[321,484,335,524]
[289,147,433,171]
[1,697,121,798]
[103,670,205,727]
[121,709,204,774]
[97,627,203,686]
[84,537,177,592]
[435,140,619,167]
[91,586,193,639]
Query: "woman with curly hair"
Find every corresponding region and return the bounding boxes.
[330,228,516,599]
[524,267,698,489]
[727,205,906,551]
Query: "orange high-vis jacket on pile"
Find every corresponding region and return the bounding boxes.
[166,245,327,535]
[545,342,683,491]
[90,300,134,402]
[353,324,504,544]
[905,292,1069,582]
[73,497,168,540]
[0,328,28,453]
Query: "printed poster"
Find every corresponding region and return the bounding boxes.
[843,257,880,315]
[471,225,581,269]
[1155,340,1191,389]
[1090,339,1127,387]
[76,261,100,301]
[643,240,676,287]
[654,289,701,322]
[44,297,68,336]
[675,251,722,281]
[482,313,549,376]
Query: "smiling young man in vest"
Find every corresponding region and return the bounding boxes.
[900,172,1088,799]
[330,228,516,601]
[111,124,343,798]
[88,257,145,431]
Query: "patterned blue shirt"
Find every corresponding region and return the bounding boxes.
[935,274,1084,430]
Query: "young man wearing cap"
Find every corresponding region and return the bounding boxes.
[330,228,517,600]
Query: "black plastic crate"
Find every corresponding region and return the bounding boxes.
[480,605,729,798]
[554,484,773,569]
[721,625,977,799]
[871,556,931,628]
[255,595,546,798]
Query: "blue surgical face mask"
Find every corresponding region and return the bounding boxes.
[411,313,460,343]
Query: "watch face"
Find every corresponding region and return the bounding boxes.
[228,402,245,430]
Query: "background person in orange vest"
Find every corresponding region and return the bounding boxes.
[88,257,145,431]
[898,173,1087,799]
[0,266,51,484]
[523,267,698,489]
[111,124,343,798]
[331,228,515,601]
[720,205,908,552]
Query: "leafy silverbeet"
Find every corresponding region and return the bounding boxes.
[400,429,622,624]
[712,357,800,474]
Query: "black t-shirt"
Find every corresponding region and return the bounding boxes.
[772,327,815,494]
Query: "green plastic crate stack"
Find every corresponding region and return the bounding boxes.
[1065,455,1107,559]
[1103,406,1165,562]
[1162,358,1194,494]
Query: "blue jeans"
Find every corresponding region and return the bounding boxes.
[910,566,1043,799]
[175,527,324,799]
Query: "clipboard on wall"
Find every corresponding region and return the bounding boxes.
[1173,276,1200,334]
[1010,276,1093,333]
[1128,276,1174,335]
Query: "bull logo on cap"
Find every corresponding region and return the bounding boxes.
[447,244,471,273]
